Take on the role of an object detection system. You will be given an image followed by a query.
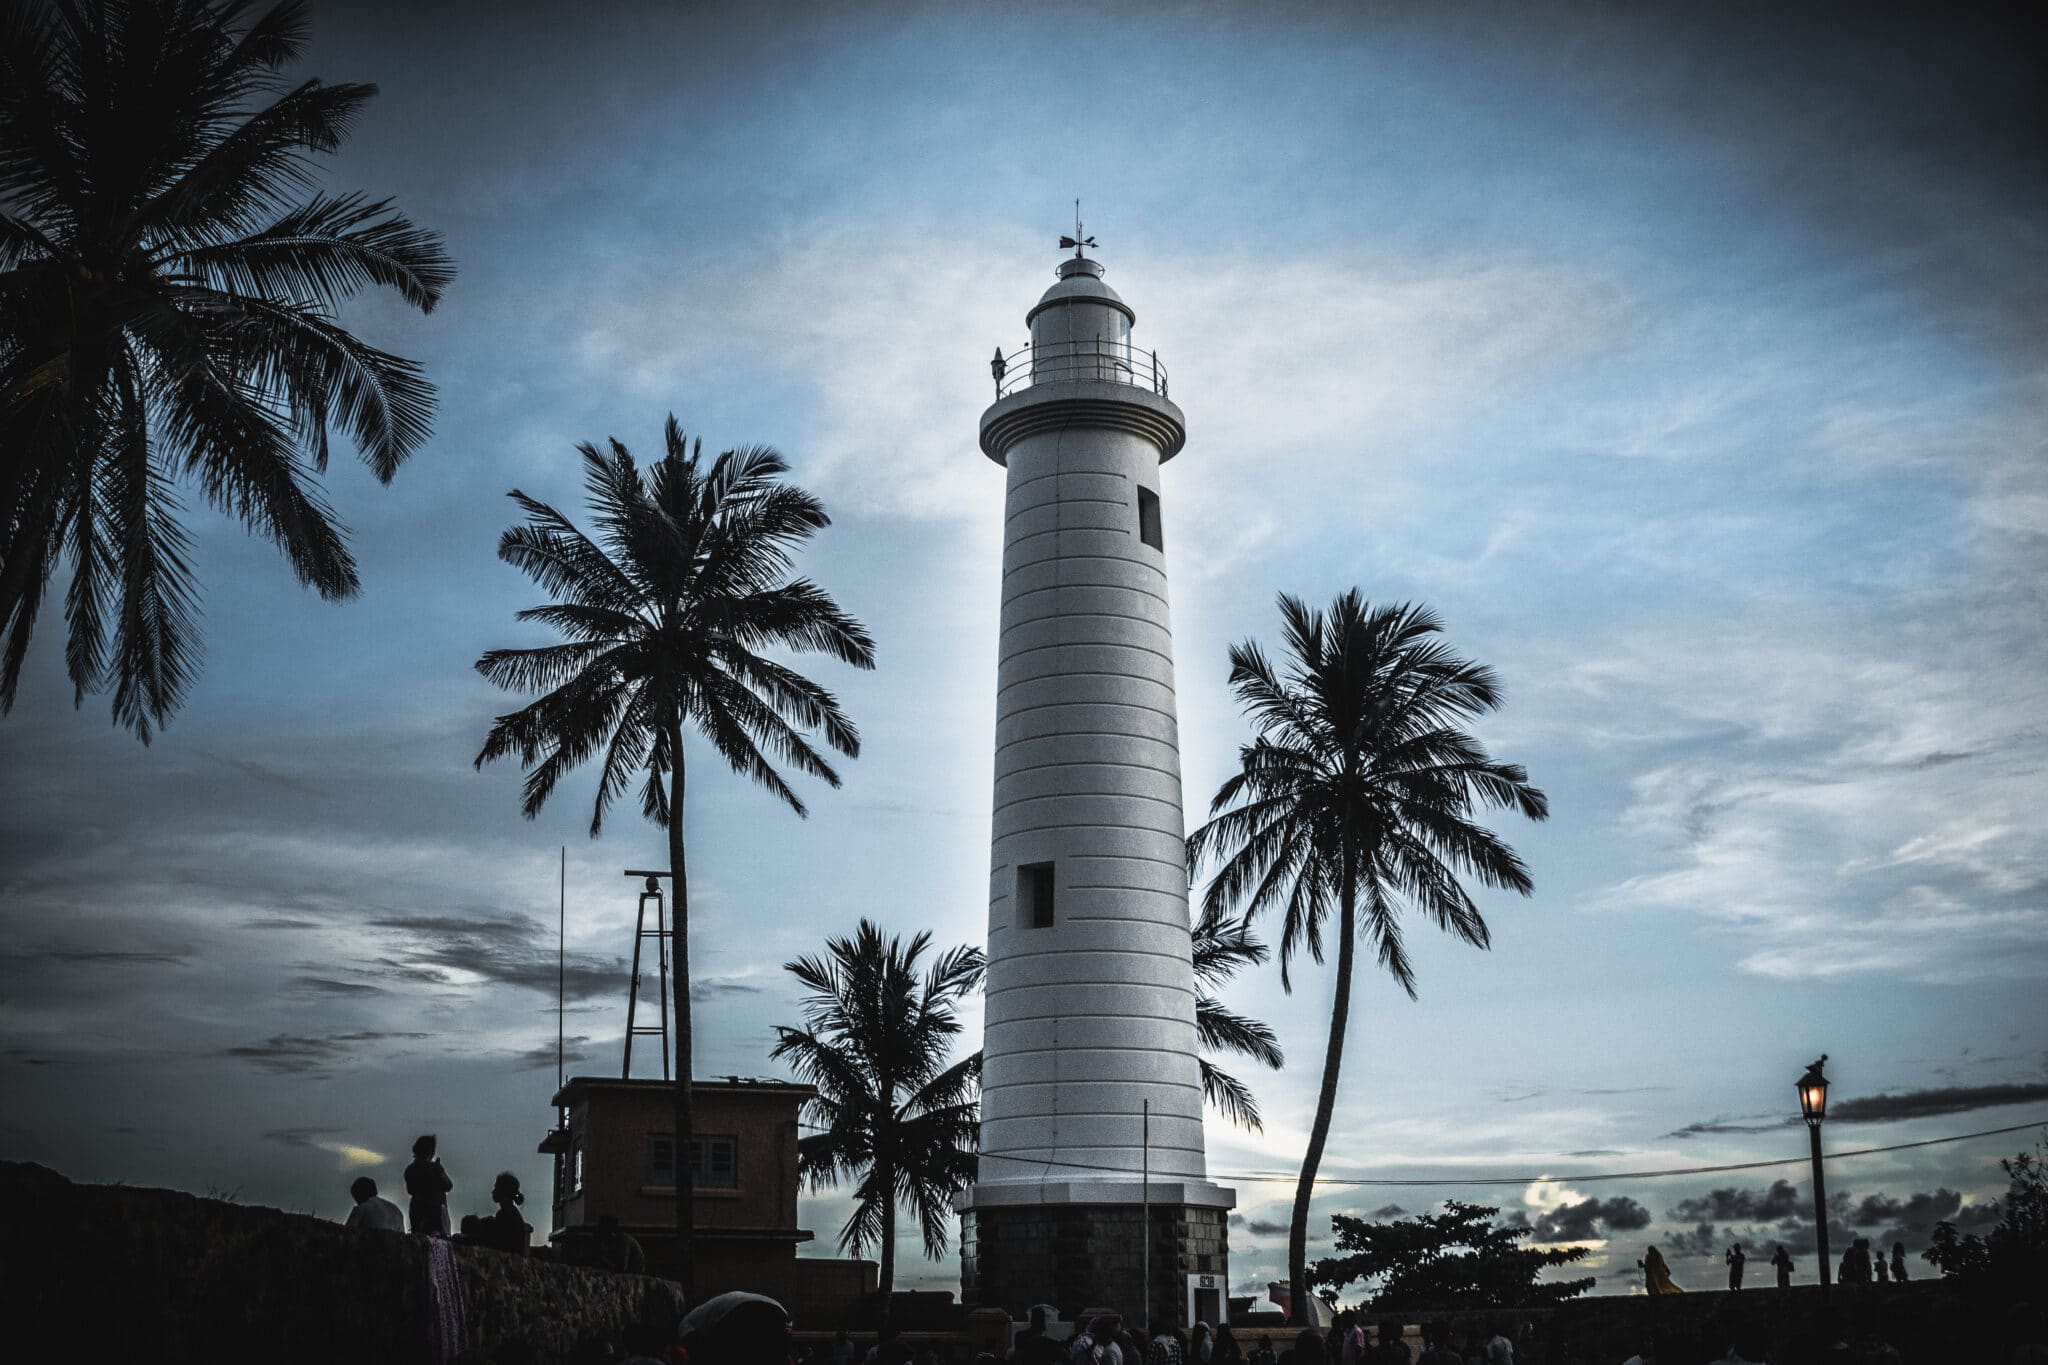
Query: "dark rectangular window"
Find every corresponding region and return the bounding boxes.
[1137,487,1163,551]
[1018,861,1055,929]
[650,1133,738,1188]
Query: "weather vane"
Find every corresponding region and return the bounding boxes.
[1058,198,1096,258]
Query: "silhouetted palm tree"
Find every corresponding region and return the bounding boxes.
[1192,903,1284,1130]
[475,420,874,1295]
[771,920,983,1305]
[0,0,452,739]
[1186,592,1547,1324]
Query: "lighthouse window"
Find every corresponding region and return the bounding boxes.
[1137,487,1163,551]
[1018,861,1056,929]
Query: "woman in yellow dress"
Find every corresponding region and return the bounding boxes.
[1640,1245,1683,1295]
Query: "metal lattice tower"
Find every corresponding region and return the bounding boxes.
[621,870,672,1079]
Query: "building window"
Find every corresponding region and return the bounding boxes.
[1137,487,1163,551]
[649,1133,739,1189]
[1018,861,1055,929]
[569,1140,583,1197]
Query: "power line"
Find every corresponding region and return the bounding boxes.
[958,1116,2048,1189]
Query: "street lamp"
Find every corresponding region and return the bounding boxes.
[1798,1054,1831,1306]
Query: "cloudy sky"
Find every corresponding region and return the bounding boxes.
[3,0,2045,1300]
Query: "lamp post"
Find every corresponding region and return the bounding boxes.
[1798,1054,1831,1307]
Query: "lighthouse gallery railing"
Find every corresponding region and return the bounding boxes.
[992,338,1169,401]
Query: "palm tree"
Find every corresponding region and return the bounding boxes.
[1192,903,1285,1130]
[771,920,983,1306]
[1,0,453,740]
[1186,591,1547,1324]
[475,419,874,1296]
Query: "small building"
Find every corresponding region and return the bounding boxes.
[540,1075,876,1324]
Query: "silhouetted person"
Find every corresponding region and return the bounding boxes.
[1332,1313,1363,1365]
[344,1175,405,1232]
[1727,1242,1746,1291]
[1248,1337,1276,1365]
[1874,1244,1890,1283]
[1015,1309,1066,1365]
[875,1323,914,1365]
[1214,1326,1243,1365]
[1376,1322,1410,1365]
[404,1134,453,1235]
[480,1170,529,1254]
[1278,1330,1325,1365]
[1889,1240,1908,1283]
[679,1292,793,1365]
[1772,1244,1795,1289]
[1640,1245,1682,1294]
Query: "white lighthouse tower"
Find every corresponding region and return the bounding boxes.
[958,240,1234,1329]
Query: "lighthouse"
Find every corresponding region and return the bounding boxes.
[958,243,1234,1330]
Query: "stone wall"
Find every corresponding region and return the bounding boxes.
[0,1161,684,1364]
[1347,1280,1975,1364]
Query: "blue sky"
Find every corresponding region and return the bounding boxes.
[2,0,2044,1298]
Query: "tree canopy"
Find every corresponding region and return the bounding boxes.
[1,0,452,738]
[1310,1201,1594,1312]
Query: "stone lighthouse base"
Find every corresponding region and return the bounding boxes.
[958,1180,1235,1331]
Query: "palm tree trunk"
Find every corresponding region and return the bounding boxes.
[668,731,695,1300]
[878,1159,897,1318]
[1288,875,1357,1325]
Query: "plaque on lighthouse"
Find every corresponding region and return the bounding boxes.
[958,244,1235,1330]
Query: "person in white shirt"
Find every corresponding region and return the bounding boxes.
[344,1176,406,1232]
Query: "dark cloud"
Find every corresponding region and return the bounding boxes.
[1663,1115,1792,1140]
[1531,1195,1651,1241]
[1246,1219,1288,1237]
[1564,1149,1625,1158]
[222,1031,429,1075]
[692,977,763,1003]
[1830,1082,2048,1123]
[1663,1222,1722,1259]
[287,976,386,996]
[1371,1204,1407,1219]
[1229,1213,1246,1227]
[1847,1188,2001,1250]
[512,1037,593,1070]
[262,1127,345,1149]
[242,918,324,931]
[1669,1179,1805,1224]
[48,949,190,966]
[365,914,626,1001]
[200,751,325,797]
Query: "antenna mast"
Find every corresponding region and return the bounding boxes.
[556,846,566,1096]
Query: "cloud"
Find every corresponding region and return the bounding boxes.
[223,1031,430,1076]
[512,1036,593,1071]
[199,751,325,797]
[47,950,190,966]
[242,918,323,931]
[365,913,627,1001]
[1531,1195,1652,1242]
[1669,1180,1805,1224]
[1246,1219,1289,1237]
[1829,1082,2048,1123]
[287,976,386,997]
[1564,1149,1625,1158]
[1371,1204,1407,1219]
[1663,1116,1791,1140]
[261,1127,388,1170]
[691,976,764,1003]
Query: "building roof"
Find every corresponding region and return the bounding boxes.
[548,1074,815,1108]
